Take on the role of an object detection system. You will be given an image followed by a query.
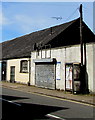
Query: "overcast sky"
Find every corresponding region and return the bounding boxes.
[0,0,95,43]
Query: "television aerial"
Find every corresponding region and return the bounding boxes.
[51,16,62,20]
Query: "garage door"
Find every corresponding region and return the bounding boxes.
[35,63,55,89]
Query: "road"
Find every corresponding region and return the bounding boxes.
[0,87,95,120]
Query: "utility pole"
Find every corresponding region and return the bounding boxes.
[79,4,84,93]
[79,4,88,94]
[79,4,87,68]
[79,4,83,67]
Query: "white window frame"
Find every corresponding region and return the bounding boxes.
[20,60,28,73]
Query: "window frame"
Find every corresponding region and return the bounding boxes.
[20,60,28,73]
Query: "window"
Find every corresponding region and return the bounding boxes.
[20,60,28,73]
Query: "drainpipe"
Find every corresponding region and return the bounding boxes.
[28,57,31,86]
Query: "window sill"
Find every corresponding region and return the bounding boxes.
[20,71,28,73]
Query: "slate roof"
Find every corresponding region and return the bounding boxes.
[0,18,95,60]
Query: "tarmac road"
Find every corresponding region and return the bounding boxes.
[1,87,95,120]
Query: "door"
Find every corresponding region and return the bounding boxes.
[65,63,81,93]
[73,64,81,93]
[0,62,1,81]
[65,64,73,91]
[35,63,55,89]
[1,62,7,81]
[10,66,15,83]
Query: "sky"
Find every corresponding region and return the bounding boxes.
[0,0,95,43]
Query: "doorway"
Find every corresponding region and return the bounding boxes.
[1,62,7,81]
[65,63,81,94]
[10,66,15,83]
[35,63,55,89]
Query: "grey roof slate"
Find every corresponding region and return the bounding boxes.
[0,18,95,60]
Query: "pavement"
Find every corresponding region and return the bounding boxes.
[1,81,95,106]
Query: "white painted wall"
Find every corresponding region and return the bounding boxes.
[86,44,93,93]
[7,58,29,84]
[31,52,36,85]
[93,44,95,93]
[31,43,95,92]
[5,43,94,92]
[0,61,1,81]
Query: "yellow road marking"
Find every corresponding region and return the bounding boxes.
[3,86,95,107]
[32,92,95,107]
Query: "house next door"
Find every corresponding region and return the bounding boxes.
[10,66,15,83]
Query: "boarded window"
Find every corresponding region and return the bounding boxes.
[20,60,28,73]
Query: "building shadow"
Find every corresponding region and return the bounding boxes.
[1,95,29,101]
[80,65,89,94]
[66,118,94,120]
[1,95,69,120]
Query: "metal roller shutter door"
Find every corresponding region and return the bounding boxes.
[35,63,55,89]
